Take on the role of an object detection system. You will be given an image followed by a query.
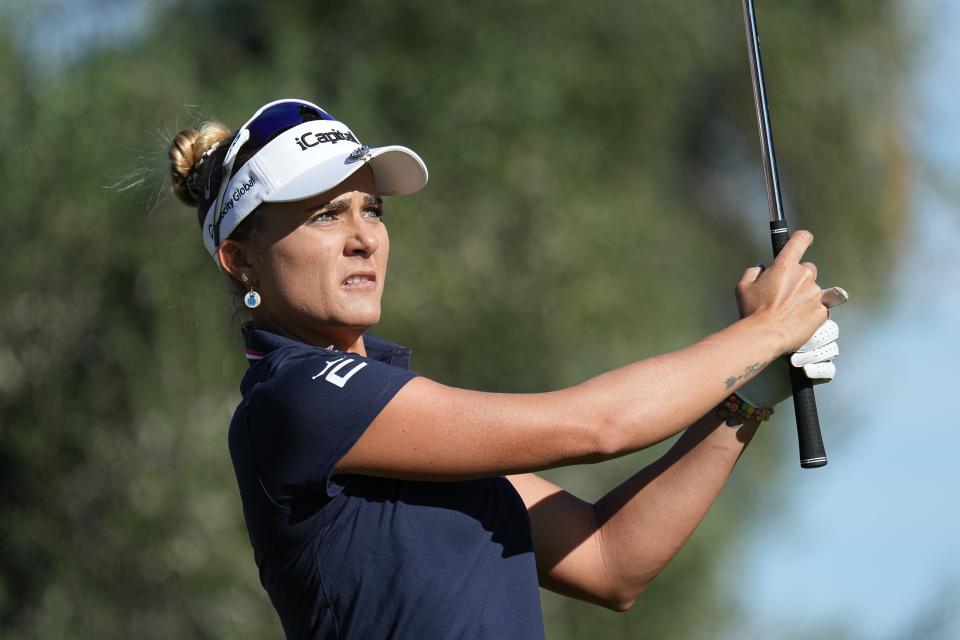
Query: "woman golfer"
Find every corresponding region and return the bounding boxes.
[168,99,844,639]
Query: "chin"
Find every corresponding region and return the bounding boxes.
[341,305,382,330]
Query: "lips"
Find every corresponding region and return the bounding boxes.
[341,271,377,288]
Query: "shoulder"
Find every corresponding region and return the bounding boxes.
[243,345,417,432]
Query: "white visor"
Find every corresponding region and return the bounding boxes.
[201,113,428,263]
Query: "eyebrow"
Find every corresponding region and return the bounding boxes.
[319,193,383,211]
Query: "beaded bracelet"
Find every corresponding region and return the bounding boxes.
[717,394,774,427]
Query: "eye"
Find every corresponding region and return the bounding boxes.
[310,210,337,223]
[363,206,384,220]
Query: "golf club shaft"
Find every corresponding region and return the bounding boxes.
[741,0,827,468]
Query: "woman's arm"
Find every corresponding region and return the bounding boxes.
[507,409,757,611]
[336,231,823,480]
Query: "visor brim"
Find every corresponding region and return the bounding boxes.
[264,145,428,203]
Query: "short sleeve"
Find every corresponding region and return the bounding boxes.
[245,351,417,501]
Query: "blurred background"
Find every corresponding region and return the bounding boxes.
[0,0,956,638]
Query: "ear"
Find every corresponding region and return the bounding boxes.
[218,239,257,284]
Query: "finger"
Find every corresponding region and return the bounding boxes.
[791,341,839,367]
[773,230,814,266]
[821,286,849,309]
[740,263,765,284]
[802,261,818,281]
[796,319,839,352]
[803,361,835,381]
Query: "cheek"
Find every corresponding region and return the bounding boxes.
[259,238,337,300]
[380,232,390,271]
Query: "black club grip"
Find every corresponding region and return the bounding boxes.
[770,222,827,468]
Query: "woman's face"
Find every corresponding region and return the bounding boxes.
[239,167,389,349]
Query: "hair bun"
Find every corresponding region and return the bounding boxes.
[168,122,232,207]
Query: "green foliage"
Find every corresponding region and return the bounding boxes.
[0,1,908,637]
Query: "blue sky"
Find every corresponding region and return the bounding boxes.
[726,1,960,637]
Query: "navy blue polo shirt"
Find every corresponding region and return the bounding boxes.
[228,326,545,639]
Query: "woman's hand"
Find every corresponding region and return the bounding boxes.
[738,309,846,409]
[735,230,828,355]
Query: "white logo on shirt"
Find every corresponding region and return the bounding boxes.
[312,358,367,388]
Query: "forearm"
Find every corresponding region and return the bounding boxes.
[592,408,759,606]
[563,314,780,457]
[342,314,782,481]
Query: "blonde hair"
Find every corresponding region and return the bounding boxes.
[168,122,233,224]
[167,120,262,307]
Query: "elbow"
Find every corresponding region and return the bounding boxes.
[592,577,652,613]
[603,596,637,613]
[596,574,657,612]
[598,584,647,612]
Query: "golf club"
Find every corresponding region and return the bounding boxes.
[741,0,828,468]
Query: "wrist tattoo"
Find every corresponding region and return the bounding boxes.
[723,361,769,390]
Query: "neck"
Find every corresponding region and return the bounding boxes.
[339,333,367,357]
[252,315,368,357]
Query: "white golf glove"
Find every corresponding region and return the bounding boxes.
[738,286,848,409]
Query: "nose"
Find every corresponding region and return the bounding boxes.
[343,213,379,258]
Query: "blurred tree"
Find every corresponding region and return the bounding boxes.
[0,0,908,638]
